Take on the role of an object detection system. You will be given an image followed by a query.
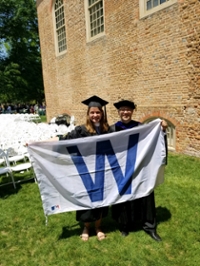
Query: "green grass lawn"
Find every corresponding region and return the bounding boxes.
[40,115,47,123]
[0,153,200,266]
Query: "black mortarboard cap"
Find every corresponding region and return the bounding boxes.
[82,95,108,122]
[113,100,136,110]
[82,95,108,108]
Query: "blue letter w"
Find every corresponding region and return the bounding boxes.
[67,133,139,202]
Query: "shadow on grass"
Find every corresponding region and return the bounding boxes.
[130,205,171,232]
[0,184,19,198]
[58,208,118,240]
[58,224,82,239]
[156,206,171,223]
[55,206,171,240]
[0,177,35,198]
[58,206,171,240]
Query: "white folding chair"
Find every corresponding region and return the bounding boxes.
[0,157,5,165]
[7,147,26,165]
[0,148,36,188]
[0,149,16,189]
[8,155,26,165]
[7,149,35,182]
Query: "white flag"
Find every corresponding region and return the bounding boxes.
[28,119,166,216]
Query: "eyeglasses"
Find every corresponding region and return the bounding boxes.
[119,108,132,113]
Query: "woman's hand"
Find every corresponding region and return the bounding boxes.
[25,136,59,146]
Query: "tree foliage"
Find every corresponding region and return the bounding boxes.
[0,0,44,103]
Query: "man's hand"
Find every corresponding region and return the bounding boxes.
[161,120,168,131]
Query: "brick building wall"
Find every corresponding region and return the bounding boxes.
[36,0,200,157]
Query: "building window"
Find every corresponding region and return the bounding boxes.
[54,0,67,54]
[85,0,105,41]
[146,0,169,10]
[140,0,177,19]
[166,123,176,151]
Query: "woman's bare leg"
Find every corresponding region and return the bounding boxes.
[95,218,106,241]
[80,222,90,241]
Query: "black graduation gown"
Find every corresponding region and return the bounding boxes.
[111,120,162,232]
[59,125,112,223]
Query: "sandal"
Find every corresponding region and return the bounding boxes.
[80,227,89,242]
[80,233,89,241]
[96,228,106,241]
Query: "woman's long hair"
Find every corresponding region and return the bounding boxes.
[85,106,109,134]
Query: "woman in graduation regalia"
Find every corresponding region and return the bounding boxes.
[59,95,113,241]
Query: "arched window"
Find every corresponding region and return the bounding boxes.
[165,121,176,151]
[144,117,176,151]
[53,0,67,54]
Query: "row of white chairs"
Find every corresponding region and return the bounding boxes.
[0,113,41,122]
[0,114,75,188]
[0,148,34,189]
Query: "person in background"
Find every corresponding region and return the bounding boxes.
[6,104,12,113]
[111,99,168,241]
[57,95,112,241]
[16,103,22,113]
[34,103,38,114]
[0,104,4,114]
[29,105,34,114]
